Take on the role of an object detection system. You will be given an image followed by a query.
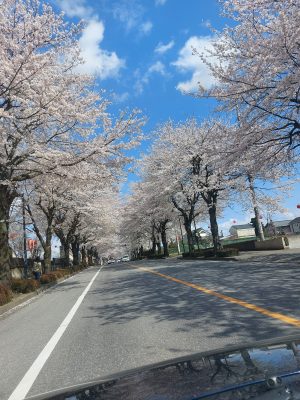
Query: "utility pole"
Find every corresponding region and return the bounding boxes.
[22,196,28,278]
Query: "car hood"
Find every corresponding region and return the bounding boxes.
[27,335,300,400]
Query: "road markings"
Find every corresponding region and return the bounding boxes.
[8,267,102,400]
[137,266,300,328]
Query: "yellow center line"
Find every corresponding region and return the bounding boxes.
[136,265,300,328]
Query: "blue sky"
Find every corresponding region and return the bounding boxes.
[53,0,300,234]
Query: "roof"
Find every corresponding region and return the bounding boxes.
[230,224,254,230]
[290,217,300,224]
[271,220,291,227]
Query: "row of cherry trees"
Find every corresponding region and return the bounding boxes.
[123,0,298,256]
[0,0,144,278]
[123,118,290,257]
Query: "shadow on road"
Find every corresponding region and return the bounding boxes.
[45,280,84,293]
[85,262,300,344]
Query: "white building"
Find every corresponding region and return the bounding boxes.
[229,224,255,238]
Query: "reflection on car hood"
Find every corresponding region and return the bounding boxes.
[27,335,300,400]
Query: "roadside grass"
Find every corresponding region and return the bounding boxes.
[0,284,13,306]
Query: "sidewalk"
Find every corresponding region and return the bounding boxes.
[234,248,300,263]
[173,248,300,264]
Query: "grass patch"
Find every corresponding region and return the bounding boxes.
[11,278,40,293]
[0,284,13,306]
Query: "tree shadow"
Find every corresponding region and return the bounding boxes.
[45,280,84,293]
[84,262,300,345]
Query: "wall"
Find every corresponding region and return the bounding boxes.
[224,240,256,251]
[223,237,287,251]
[286,235,300,249]
[254,237,286,250]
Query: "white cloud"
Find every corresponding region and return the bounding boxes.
[148,61,166,75]
[200,19,211,29]
[155,0,167,5]
[134,61,167,94]
[172,35,217,92]
[155,40,175,55]
[112,0,144,31]
[77,20,125,79]
[139,21,153,35]
[58,0,92,18]
[279,210,297,220]
[112,92,130,103]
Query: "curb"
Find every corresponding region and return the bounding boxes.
[176,256,237,261]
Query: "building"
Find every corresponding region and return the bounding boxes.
[290,217,300,234]
[229,224,256,238]
[264,220,292,236]
[182,228,211,247]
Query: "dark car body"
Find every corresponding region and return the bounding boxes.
[27,335,300,400]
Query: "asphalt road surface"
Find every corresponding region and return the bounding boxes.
[1,258,300,399]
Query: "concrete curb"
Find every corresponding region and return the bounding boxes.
[176,256,237,261]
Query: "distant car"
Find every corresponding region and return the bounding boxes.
[122,255,130,262]
[107,259,115,264]
[116,259,122,263]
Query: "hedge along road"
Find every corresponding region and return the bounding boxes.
[1,259,300,399]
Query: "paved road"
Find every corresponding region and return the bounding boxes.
[1,259,300,399]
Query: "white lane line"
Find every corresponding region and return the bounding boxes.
[8,267,102,400]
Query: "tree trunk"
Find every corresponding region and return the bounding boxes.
[183,219,194,255]
[44,227,52,273]
[208,204,220,255]
[161,223,169,257]
[156,235,161,255]
[87,248,92,266]
[151,225,156,255]
[63,242,70,267]
[248,175,265,241]
[0,186,14,280]
[71,241,80,266]
[81,246,87,266]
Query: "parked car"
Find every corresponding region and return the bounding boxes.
[107,259,115,264]
[122,255,130,262]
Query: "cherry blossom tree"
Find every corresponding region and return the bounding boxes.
[121,178,175,257]
[228,117,296,241]
[143,119,238,254]
[197,0,300,149]
[138,129,208,255]
[0,0,144,279]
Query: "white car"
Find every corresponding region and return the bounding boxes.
[122,255,130,262]
[107,259,115,264]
